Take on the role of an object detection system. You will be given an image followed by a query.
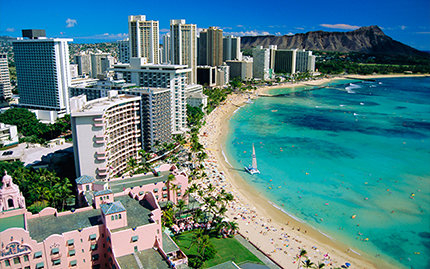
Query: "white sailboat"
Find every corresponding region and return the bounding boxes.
[245,143,260,174]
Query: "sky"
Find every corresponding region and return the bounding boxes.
[1,0,430,50]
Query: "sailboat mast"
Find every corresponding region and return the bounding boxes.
[252,143,257,169]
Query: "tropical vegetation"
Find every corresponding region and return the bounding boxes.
[0,108,71,144]
[0,161,74,213]
[174,230,263,268]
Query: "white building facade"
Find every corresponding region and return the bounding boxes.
[0,54,12,100]
[128,15,159,64]
[111,58,190,134]
[13,37,72,118]
[252,46,271,80]
[71,92,142,180]
[223,35,242,61]
[170,19,197,84]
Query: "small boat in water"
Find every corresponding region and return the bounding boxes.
[245,143,260,174]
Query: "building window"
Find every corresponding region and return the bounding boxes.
[53,259,61,266]
[119,214,122,219]
[134,246,138,252]
[23,255,29,262]
[5,260,10,266]
[92,254,99,261]
[111,215,114,221]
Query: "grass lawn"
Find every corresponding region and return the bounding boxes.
[173,230,264,268]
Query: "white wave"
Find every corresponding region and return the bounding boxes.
[317,229,334,240]
[349,248,361,255]
[353,113,358,116]
[345,83,361,94]
[268,201,304,223]
[360,102,365,105]
[233,107,241,114]
[340,104,345,107]
[221,149,233,168]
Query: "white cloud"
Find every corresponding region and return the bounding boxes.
[416,32,430,34]
[66,18,77,28]
[222,26,233,30]
[74,33,128,40]
[160,28,169,33]
[225,30,271,36]
[286,32,294,36]
[295,27,305,30]
[400,25,407,30]
[6,27,15,32]
[320,24,360,30]
[236,25,244,28]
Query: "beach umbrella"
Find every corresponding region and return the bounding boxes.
[345,262,351,267]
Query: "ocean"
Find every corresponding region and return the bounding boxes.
[224,77,430,269]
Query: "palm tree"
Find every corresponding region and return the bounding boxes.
[228,221,238,236]
[126,157,138,175]
[176,199,186,219]
[297,249,307,269]
[302,259,314,268]
[314,262,325,269]
[166,174,175,201]
[206,183,214,195]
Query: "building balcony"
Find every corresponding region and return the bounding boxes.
[96,151,107,156]
[96,156,107,161]
[94,123,104,128]
[95,134,106,139]
[95,139,106,144]
[93,118,103,122]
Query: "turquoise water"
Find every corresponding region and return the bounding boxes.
[225,77,430,269]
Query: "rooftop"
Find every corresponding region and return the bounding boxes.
[94,189,113,196]
[27,208,102,242]
[117,248,170,269]
[76,175,95,185]
[111,195,154,232]
[162,232,179,254]
[108,171,170,193]
[0,214,25,232]
[75,94,140,114]
[100,201,126,215]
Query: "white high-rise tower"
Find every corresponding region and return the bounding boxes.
[170,19,197,84]
[128,15,159,64]
[13,30,72,121]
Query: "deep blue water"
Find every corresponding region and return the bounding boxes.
[225,77,430,269]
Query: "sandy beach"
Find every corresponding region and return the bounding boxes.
[196,75,419,268]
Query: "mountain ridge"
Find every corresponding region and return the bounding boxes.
[240,26,429,58]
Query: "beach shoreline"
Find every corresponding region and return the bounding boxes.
[198,74,417,268]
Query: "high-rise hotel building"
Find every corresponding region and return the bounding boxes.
[170,20,197,84]
[198,27,223,67]
[117,38,130,63]
[71,91,142,180]
[0,53,12,100]
[111,58,190,134]
[13,30,72,119]
[128,15,159,64]
[223,35,242,61]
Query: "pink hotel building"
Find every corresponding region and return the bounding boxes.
[0,163,189,269]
